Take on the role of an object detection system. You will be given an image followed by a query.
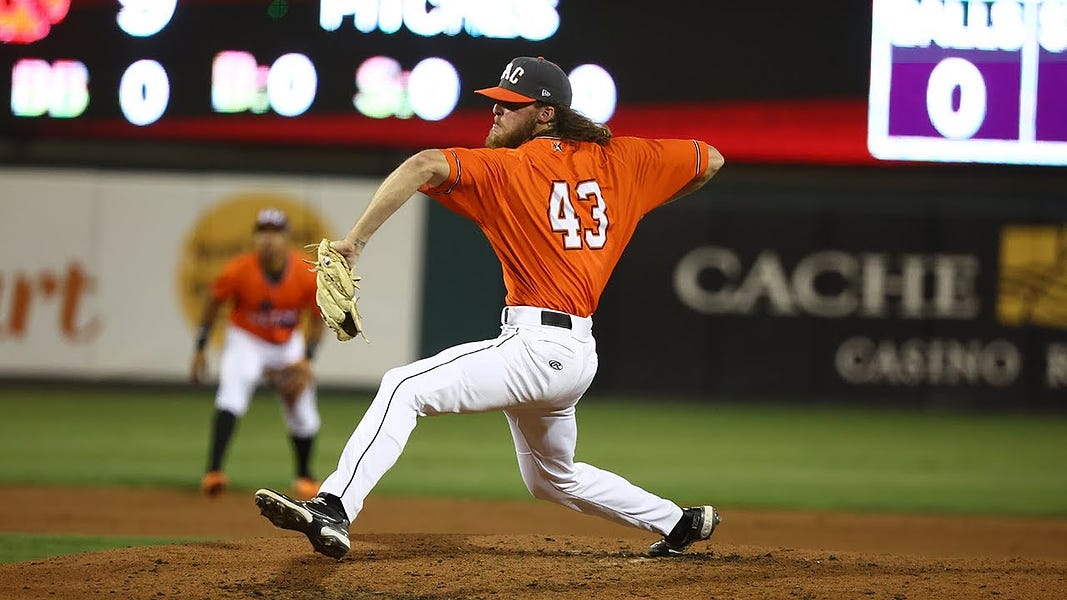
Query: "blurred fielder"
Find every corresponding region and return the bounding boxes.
[255,57,724,558]
[191,209,323,500]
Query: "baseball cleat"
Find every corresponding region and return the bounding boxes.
[647,505,721,557]
[255,488,351,560]
[200,470,228,497]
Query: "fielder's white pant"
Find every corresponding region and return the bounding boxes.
[216,325,320,438]
[319,306,683,536]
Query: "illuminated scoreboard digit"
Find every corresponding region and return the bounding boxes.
[11,58,87,118]
[114,0,176,125]
[868,0,1067,166]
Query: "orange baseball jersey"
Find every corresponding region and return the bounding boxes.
[420,136,714,317]
[212,250,317,344]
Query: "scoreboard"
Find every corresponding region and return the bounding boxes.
[869,0,1067,166]
[8,1,1063,167]
[0,0,891,165]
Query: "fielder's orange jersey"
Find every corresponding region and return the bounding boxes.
[420,136,713,317]
[212,251,317,344]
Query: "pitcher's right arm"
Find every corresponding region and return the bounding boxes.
[332,150,451,266]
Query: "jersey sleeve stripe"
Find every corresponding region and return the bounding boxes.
[444,150,462,194]
[692,139,703,176]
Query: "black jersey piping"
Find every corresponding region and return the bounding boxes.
[339,331,519,496]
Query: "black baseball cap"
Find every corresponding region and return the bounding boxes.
[254,208,289,232]
[475,56,572,107]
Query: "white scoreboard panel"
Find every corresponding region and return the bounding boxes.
[869,0,1067,166]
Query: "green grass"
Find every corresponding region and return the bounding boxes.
[0,532,206,564]
[2,386,1066,517]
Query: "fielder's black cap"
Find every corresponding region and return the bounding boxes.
[255,208,289,232]
[475,56,572,107]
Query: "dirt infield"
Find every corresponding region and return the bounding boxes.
[2,486,1065,599]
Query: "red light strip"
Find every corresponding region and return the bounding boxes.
[29,98,875,165]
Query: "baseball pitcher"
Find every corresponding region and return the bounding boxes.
[255,57,725,559]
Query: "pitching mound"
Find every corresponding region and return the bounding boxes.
[1,486,1065,599]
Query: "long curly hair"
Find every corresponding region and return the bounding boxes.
[539,103,612,145]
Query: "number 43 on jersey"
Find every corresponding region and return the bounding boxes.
[548,180,609,250]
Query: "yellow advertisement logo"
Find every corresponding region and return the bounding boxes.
[998,225,1067,330]
[176,193,332,346]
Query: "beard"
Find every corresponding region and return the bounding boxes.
[485,114,538,149]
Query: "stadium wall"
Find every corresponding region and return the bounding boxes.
[3,164,1065,408]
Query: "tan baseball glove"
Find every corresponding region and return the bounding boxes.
[266,359,312,407]
[308,238,367,342]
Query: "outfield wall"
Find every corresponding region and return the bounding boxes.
[0,167,425,387]
[591,169,1067,408]
[2,165,1065,407]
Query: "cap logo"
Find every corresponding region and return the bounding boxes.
[257,208,287,228]
[501,62,524,84]
[541,89,551,97]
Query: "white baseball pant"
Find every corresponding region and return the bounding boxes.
[319,306,684,536]
[215,324,320,438]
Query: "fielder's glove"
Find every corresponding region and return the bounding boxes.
[266,359,312,407]
[308,238,367,342]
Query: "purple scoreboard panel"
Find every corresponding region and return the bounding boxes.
[869,0,1067,166]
